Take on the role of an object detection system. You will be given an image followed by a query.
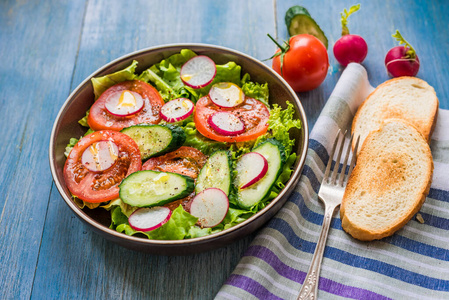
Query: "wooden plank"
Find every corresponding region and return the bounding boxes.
[34,0,274,299]
[0,1,86,299]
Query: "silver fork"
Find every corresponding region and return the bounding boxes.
[297,130,360,300]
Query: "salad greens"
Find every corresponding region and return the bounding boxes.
[70,49,301,240]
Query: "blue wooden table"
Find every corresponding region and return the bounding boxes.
[1,0,447,299]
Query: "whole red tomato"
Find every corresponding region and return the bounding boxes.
[272,34,329,92]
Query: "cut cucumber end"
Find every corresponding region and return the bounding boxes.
[121,124,186,161]
[119,170,195,207]
[285,5,328,49]
[196,150,231,195]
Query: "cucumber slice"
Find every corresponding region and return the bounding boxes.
[195,150,231,195]
[119,170,194,207]
[121,124,186,161]
[235,139,286,209]
[285,5,328,49]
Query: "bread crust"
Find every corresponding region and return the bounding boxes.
[341,119,434,241]
[351,76,439,151]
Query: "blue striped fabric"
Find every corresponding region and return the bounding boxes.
[217,64,449,299]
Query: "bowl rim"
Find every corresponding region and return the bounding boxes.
[49,43,309,248]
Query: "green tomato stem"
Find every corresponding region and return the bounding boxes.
[267,34,290,76]
[267,34,288,52]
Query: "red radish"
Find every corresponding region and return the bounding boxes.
[190,188,229,228]
[81,140,119,172]
[160,98,194,123]
[385,30,420,77]
[128,207,172,232]
[105,90,144,117]
[333,4,368,66]
[235,152,269,189]
[209,82,245,108]
[180,55,216,89]
[207,111,245,136]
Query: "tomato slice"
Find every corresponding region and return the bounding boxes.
[142,146,207,179]
[63,130,142,203]
[87,80,164,131]
[142,146,208,212]
[194,95,270,143]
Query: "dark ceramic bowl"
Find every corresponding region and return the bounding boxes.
[49,44,309,255]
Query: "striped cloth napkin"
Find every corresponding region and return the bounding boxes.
[216,63,449,300]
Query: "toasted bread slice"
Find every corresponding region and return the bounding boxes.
[341,119,433,241]
[352,77,439,153]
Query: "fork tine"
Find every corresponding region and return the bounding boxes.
[338,133,354,186]
[347,135,360,179]
[323,129,341,183]
[330,130,346,184]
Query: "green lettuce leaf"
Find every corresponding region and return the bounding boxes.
[102,198,137,216]
[64,137,81,157]
[91,60,139,99]
[64,128,94,157]
[146,205,198,240]
[72,196,102,209]
[182,122,228,156]
[78,110,90,127]
[222,207,253,229]
[111,204,199,240]
[266,102,302,157]
[187,226,212,238]
[241,73,270,106]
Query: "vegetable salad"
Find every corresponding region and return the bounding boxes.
[64,49,301,240]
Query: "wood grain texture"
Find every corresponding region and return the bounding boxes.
[0,1,86,299]
[0,0,447,299]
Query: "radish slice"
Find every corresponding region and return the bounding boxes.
[105,90,144,117]
[81,140,119,172]
[207,111,245,136]
[128,207,172,232]
[180,55,216,89]
[235,152,269,189]
[209,82,245,108]
[190,188,229,228]
[160,98,194,123]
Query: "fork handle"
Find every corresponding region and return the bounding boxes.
[297,203,338,300]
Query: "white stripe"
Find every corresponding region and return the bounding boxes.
[306,154,324,179]
[215,291,247,300]
[297,180,319,209]
[430,161,449,191]
[279,207,449,274]
[253,234,431,299]
[402,225,449,244]
[431,109,449,141]
[422,201,449,216]
[235,264,298,295]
